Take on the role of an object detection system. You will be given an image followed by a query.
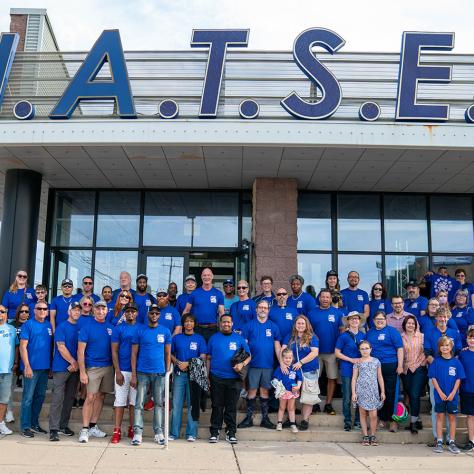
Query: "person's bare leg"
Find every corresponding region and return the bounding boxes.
[359,407,368,436]
[448,414,457,442]
[128,405,134,427]
[467,415,474,442]
[90,392,105,424]
[287,399,296,423]
[302,403,312,421]
[369,410,378,436]
[114,406,125,429]
[82,393,95,426]
[277,400,287,423]
[436,413,444,440]
[0,403,7,422]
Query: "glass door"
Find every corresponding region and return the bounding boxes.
[144,253,186,294]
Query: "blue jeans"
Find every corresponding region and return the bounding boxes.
[341,376,359,426]
[401,366,427,418]
[20,369,49,430]
[429,379,450,440]
[134,372,165,435]
[170,371,198,438]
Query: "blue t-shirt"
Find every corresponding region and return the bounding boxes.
[207,332,250,379]
[230,299,256,333]
[418,314,458,334]
[176,293,191,315]
[335,330,365,377]
[273,365,302,391]
[242,319,281,369]
[404,296,428,319]
[451,306,472,346]
[107,310,125,327]
[187,287,224,325]
[368,299,392,328]
[71,292,100,304]
[78,319,113,368]
[171,333,207,373]
[428,356,465,404]
[268,305,298,341]
[135,324,172,374]
[252,293,276,308]
[341,288,369,314]
[0,323,19,373]
[28,301,50,322]
[157,305,181,334]
[308,306,344,354]
[111,288,137,305]
[111,322,141,372]
[424,273,460,302]
[52,320,80,372]
[224,295,239,313]
[50,295,75,328]
[459,349,474,394]
[286,292,317,316]
[283,334,319,372]
[20,318,53,370]
[2,287,36,321]
[134,292,156,325]
[424,327,462,357]
[366,326,403,364]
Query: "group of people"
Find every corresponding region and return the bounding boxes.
[0,266,473,453]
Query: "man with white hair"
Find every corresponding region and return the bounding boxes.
[112,271,136,304]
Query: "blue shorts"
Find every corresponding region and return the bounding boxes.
[247,367,273,390]
[0,373,13,404]
[460,392,474,416]
[434,400,458,414]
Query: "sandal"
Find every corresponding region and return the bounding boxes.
[369,435,378,446]
[362,435,370,446]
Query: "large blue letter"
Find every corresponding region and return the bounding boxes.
[50,30,135,119]
[0,33,19,108]
[396,32,454,121]
[191,29,249,118]
[281,28,345,120]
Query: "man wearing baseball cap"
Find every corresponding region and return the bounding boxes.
[176,275,197,315]
[134,275,156,325]
[404,280,428,318]
[50,278,75,332]
[155,289,182,336]
[286,274,317,316]
[223,279,239,313]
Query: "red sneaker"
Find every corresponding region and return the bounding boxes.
[127,426,134,439]
[111,428,121,444]
[144,399,154,411]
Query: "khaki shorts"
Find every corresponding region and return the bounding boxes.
[86,366,114,394]
[319,353,338,380]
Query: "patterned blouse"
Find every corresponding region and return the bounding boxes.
[401,331,426,374]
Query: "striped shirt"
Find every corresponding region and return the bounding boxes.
[402,331,426,374]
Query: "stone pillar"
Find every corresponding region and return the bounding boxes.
[252,178,298,291]
[9,12,27,51]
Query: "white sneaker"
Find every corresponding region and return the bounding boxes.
[187,435,196,442]
[290,424,299,433]
[89,425,107,438]
[155,433,165,445]
[5,410,14,423]
[78,428,89,443]
[240,389,248,398]
[0,421,13,435]
[131,433,142,446]
[276,422,282,431]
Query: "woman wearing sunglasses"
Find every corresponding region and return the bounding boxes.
[108,291,133,326]
[1,271,36,322]
[368,283,391,329]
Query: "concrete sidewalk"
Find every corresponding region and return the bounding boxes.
[0,436,473,473]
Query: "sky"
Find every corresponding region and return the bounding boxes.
[1,0,474,53]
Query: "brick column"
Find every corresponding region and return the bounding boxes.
[252,178,298,291]
[9,14,27,51]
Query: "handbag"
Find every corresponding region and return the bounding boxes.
[230,346,250,381]
[296,341,321,405]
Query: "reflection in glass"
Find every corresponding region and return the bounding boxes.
[53,249,92,296]
[94,251,138,291]
[384,195,428,252]
[242,201,252,243]
[430,196,474,253]
[297,194,332,250]
[338,254,382,294]
[96,192,140,247]
[337,195,381,251]
[52,191,95,247]
[385,255,429,298]
[297,253,332,291]
[146,256,184,295]
[432,256,474,281]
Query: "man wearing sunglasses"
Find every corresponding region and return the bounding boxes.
[268,288,298,341]
[19,302,53,437]
[29,285,50,322]
[72,276,100,305]
[155,290,182,336]
[223,279,239,313]
[50,278,75,332]
[230,280,256,334]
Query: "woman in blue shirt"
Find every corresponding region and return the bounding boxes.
[451,289,472,346]
[368,283,391,329]
[108,291,133,326]
[2,270,36,322]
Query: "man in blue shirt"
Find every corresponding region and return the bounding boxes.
[77,300,114,443]
[29,284,50,321]
[268,288,299,341]
[239,300,281,430]
[308,289,344,415]
[133,274,156,325]
[184,267,225,342]
[156,289,182,335]
[418,298,458,334]
[207,314,251,444]
[48,301,81,441]
[50,278,75,332]
[0,304,18,435]
[223,279,239,313]
[424,266,461,303]
[287,274,317,316]
[176,275,197,315]
[341,271,370,320]
[72,276,100,304]
[112,271,137,305]
[131,304,171,446]
[424,308,462,362]
[404,280,428,319]
[19,301,53,437]
[252,275,277,308]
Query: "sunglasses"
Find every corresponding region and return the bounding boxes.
[63,284,73,288]
[17,274,27,279]
[373,287,383,291]
[0,310,7,314]
[237,286,248,290]
[83,282,93,285]
[82,302,93,307]
[36,307,48,311]
[277,292,287,296]
[120,294,131,300]
[19,310,30,314]
[149,311,160,315]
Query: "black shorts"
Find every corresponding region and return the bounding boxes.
[460,392,474,416]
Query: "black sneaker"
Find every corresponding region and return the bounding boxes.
[282,419,292,429]
[427,438,437,448]
[324,403,336,415]
[461,441,474,452]
[21,429,35,438]
[260,417,276,430]
[237,415,253,428]
[298,419,309,431]
[209,434,219,443]
[49,430,60,442]
[415,420,423,430]
[225,433,238,444]
[313,404,321,413]
[31,425,47,434]
[344,423,351,432]
[59,427,75,436]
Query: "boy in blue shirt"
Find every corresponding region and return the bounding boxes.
[459,328,474,451]
[50,278,75,332]
[429,335,465,454]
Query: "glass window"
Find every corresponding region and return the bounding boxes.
[52,249,92,296]
[94,250,138,291]
[242,200,252,243]
[338,254,382,294]
[297,193,332,250]
[432,256,474,283]
[337,194,381,251]
[385,255,429,298]
[297,253,332,292]
[51,191,95,247]
[96,192,140,247]
[384,195,428,252]
[430,196,474,253]
[146,256,184,294]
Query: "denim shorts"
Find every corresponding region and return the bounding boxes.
[0,373,13,404]
[434,400,458,414]
[247,367,273,390]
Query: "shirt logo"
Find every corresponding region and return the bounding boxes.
[229,342,237,351]
[265,328,272,337]
[107,328,112,336]
[190,341,198,350]
[456,312,463,318]
[357,295,363,301]
[448,366,456,377]
[379,303,385,309]
[165,313,172,320]
[378,334,385,341]
[412,302,418,308]
[434,277,453,295]
[328,315,335,323]
[26,293,33,300]
[47,328,52,336]
[297,301,302,308]
[210,296,217,303]
[286,313,293,320]
[146,300,151,306]
[243,304,249,311]
[157,334,165,343]
[289,372,296,380]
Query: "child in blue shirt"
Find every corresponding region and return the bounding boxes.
[272,348,302,433]
[459,328,474,452]
[429,335,465,454]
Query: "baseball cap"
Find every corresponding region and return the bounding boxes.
[148,304,160,313]
[326,270,338,278]
[94,300,108,308]
[69,301,82,310]
[136,274,148,281]
[61,278,73,286]
[123,302,138,312]
[185,275,196,282]
[405,280,419,289]
[223,279,234,286]
[156,288,168,296]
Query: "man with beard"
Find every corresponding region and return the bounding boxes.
[286,274,316,316]
[133,275,155,325]
[341,271,370,320]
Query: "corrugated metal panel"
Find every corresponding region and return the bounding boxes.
[2,49,474,122]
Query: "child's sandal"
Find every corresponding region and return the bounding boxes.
[369,436,378,446]
[362,436,370,446]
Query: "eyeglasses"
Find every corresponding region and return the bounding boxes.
[0,310,7,314]
[276,292,287,296]
[36,307,48,311]
[374,318,385,322]
[120,294,131,300]
[19,310,30,314]
[237,286,248,290]
[82,302,93,307]
[373,287,383,291]
[17,274,27,279]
